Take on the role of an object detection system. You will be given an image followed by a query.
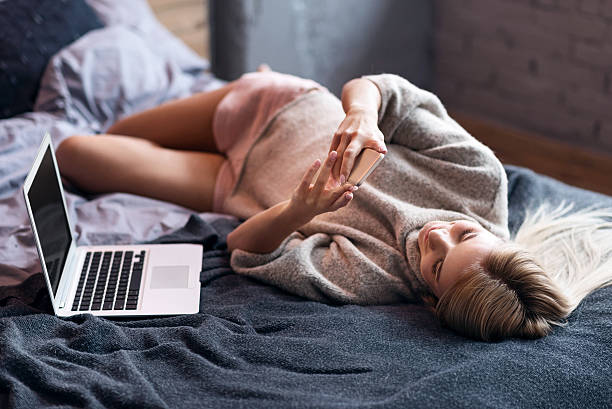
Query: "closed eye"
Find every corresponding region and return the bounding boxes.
[433,228,476,282]
[459,228,475,241]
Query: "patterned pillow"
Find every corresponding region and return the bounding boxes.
[0,0,103,119]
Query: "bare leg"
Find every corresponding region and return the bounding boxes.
[57,82,239,212]
[109,66,269,151]
[106,82,236,152]
[56,135,224,212]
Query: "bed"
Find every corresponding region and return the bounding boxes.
[1,1,611,408]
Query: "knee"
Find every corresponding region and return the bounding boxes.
[55,135,90,174]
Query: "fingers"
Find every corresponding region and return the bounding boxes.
[297,159,321,197]
[327,182,356,208]
[313,151,337,196]
[340,142,359,182]
[332,134,351,180]
[329,132,342,180]
[291,154,357,220]
[329,131,341,154]
[364,138,388,154]
[329,189,354,212]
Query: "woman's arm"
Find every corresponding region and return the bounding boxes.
[227,200,306,254]
[329,78,386,182]
[227,151,356,254]
[341,77,382,117]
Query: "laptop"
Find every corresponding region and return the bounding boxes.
[22,133,203,317]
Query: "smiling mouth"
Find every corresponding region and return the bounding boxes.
[424,227,433,248]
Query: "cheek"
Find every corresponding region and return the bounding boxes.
[419,256,431,278]
[419,259,437,292]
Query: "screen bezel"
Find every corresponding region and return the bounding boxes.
[22,133,76,313]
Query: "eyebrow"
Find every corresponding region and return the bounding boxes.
[436,232,478,283]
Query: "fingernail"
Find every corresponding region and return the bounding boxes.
[351,185,358,191]
[340,174,346,184]
[330,151,337,160]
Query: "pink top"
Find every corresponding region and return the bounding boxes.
[211,71,326,214]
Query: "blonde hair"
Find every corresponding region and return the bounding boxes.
[436,203,612,341]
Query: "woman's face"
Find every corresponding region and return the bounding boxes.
[418,220,502,298]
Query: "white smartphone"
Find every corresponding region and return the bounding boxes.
[347,148,385,187]
[314,148,385,187]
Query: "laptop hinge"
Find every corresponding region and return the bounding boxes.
[56,243,80,310]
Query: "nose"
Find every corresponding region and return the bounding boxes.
[428,227,452,252]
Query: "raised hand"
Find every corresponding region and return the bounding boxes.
[286,150,357,224]
[329,107,386,183]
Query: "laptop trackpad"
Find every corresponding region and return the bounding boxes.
[149,265,190,289]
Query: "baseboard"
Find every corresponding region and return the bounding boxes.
[452,111,612,197]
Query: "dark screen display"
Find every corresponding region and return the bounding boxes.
[27,147,72,297]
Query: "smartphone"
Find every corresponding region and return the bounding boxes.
[347,148,385,187]
[313,148,385,186]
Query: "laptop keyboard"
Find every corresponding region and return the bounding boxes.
[71,250,146,312]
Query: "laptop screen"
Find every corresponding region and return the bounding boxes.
[27,145,72,297]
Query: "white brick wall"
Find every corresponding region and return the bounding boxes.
[434,0,612,153]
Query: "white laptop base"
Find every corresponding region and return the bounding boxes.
[23,133,203,318]
[58,243,202,318]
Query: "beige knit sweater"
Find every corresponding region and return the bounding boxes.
[226,74,509,305]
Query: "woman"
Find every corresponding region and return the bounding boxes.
[56,67,612,341]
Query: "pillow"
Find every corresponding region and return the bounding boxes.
[0,0,103,119]
[35,26,196,134]
[84,0,207,72]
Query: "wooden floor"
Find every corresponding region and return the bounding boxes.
[148,0,209,58]
[454,112,612,197]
